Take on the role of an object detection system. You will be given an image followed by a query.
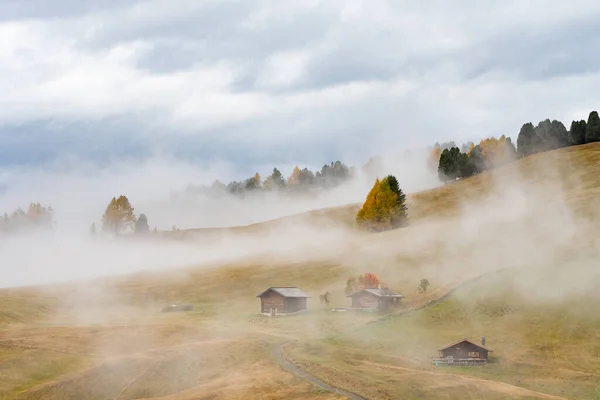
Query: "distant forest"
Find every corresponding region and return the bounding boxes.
[183,160,354,198]
[434,109,599,182]
[0,203,55,235]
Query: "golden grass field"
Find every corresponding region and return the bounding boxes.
[3,143,600,399]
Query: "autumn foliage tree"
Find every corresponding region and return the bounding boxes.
[356,175,408,232]
[0,202,54,234]
[101,195,136,235]
[345,272,384,295]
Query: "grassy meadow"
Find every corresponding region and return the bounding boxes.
[3,143,600,399]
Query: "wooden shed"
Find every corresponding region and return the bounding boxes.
[256,287,311,316]
[347,287,404,311]
[433,337,492,366]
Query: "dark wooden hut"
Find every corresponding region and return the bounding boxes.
[433,337,492,365]
[256,287,311,316]
[347,287,404,311]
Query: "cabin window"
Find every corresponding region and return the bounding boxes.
[468,352,479,358]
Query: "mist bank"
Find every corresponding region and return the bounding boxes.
[0,148,440,232]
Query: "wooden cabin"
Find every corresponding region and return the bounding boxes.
[347,287,404,311]
[256,287,311,316]
[433,337,492,366]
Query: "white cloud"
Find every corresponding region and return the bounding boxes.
[256,50,312,88]
[0,0,597,164]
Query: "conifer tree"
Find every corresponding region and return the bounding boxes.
[586,111,600,143]
[569,120,587,145]
[135,214,150,234]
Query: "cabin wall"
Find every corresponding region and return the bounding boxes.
[440,341,488,360]
[285,297,307,313]
[260,291,285,314]
[378,298,395,311]
[351,292,379,309]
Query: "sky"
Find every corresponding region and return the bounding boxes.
[0,0,599,173]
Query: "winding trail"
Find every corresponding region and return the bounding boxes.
[271,268,509,400]
[272,341,367,400]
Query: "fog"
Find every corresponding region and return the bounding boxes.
[0,148,439,288]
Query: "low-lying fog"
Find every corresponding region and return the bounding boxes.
[0,149,440,288]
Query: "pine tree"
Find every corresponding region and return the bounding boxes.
[135,214,150,234]
[586,111,600,143]
[101,195,136,235]
[569,120,587,145]
[264,167,285,190]
[517,122,536,158]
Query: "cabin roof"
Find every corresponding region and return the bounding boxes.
[256,287,311,298]
[437,337,493,352]
[347,288,404,298]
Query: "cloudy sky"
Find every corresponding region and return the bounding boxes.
[1,0,599,174]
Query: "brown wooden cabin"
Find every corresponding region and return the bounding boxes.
[256,287,311,316]
[433,337,492,366]
[347,287,404,311]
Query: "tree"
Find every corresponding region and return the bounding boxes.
[517,122,536,158]
[478,136,517,166]
[517,119,569,157]
[418,279,430,293]
[586,111,600,143]
[385,175,408,228]
[287,166,302,186]
[345,272,383,295]
[533,119,568,151]
[26,202,54,227]
[211,180,227,192]
[135,214,150,234]
[428,144,442,172]
[101,195,136,235]
[264,167,286,190]
[0,203,54,234]
[315,161,351,188]
[438,147,473,181]
[244,173,262,191]
[356,175,409,231]
[288,166,315,189]
[569,120,587,146]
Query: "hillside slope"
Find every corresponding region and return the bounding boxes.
[3,143,600,399]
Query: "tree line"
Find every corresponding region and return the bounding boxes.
[517,110,600,157]
[0,203,54,234]
[433,109,599,182]
[184,160,353,198]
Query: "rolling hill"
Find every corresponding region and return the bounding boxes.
[3,143,600,399]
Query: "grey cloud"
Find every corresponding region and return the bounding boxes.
[0,0,600,174]
[459,15,600,82]
[0,0,136,21]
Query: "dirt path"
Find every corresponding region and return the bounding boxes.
[271,341,367,400]
[271,268,511,400]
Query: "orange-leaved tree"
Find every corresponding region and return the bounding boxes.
[345,272,385,295]
[101,195,136,235]
[356,175,408,231]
